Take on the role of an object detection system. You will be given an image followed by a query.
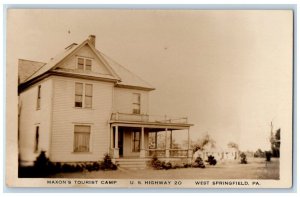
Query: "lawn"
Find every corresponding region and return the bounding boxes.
[48,157,279,180]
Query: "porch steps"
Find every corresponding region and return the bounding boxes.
[115,158,150,170]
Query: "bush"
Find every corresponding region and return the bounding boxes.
[19,152,117,177]
[206,155,217,165]
[183,163,192,168]
[151,155,206,170]
[254,149,265,158]
[240,152,247,164]
[33,151,56,177]
[193,157,205,168]
[151,155,173,170]
[100,154,117,170]
[163,162,172,170]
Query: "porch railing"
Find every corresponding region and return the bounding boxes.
[145,149,190,158]
[111,112,188,124]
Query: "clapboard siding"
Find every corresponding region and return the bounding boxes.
[19,78,53,165]
[50,76,113,162]
[113,87,149,114]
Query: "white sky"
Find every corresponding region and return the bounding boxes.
[6,9,293,151]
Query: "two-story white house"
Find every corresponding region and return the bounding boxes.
[18,35,193,168]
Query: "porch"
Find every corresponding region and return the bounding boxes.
[109,112,194,161]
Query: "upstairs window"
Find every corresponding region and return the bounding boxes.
[36,85,41,110]
[132,93,141,114]
[85,84,93,108]
[75,82,93,108]
[75,83,83,107]
[77,57,92,71]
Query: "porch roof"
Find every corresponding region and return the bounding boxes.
[110,112,193,130]
[110,120,193,130]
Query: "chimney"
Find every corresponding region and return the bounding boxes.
[88,35,96,47]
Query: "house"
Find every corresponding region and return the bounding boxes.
[18,35,193,168]
[192,142,239,162]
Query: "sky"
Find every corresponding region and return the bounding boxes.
[6,9,293,151]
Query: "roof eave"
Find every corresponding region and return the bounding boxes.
[19,71,119,94]
[115,83,155,91]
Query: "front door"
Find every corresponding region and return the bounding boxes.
[132,130,141,153]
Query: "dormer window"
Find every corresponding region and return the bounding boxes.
[77,57,92,71]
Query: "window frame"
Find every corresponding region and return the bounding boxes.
[77,57,93,71]
[73,125,91,153]
[74,82,93,109]
[132,93,141,114]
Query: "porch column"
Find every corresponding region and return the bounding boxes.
[140,127,145,158]
[113,126,119,158]
[170,130,173,149]
[110,126,113,149]
[187,128,192,160]
[165,128,170,158]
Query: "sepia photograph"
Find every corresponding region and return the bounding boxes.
[6,8,294,188]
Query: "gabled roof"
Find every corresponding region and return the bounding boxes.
[19,36,155,91]
[18,59,46,84]
[24,39,120,82]
[97,51,155,90]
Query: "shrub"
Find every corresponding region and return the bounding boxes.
[206,155,217,165]
[254,149,266,158]
[100,154,117,170]
[151,155,160,169]
[193,157,205,168]
[240,152,247,164]
[19,152,117,177]
[33,151,55,177]
[184,163,192,168]
[162,162,172,170]
[151,155,173,170]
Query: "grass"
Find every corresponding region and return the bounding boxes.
[48,157,279,180]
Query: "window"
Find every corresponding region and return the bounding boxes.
[36,85,41,109]
[132,93,141,114]
[34,126,39,152]
[148,132,157,149]
[132,131,140,152]
[85,84,93,108]
[75,83,83,107]
[77,58,84,70]
[77,57,92,71]
[85,59,92,71]
[75,83,93,108]
[74,125,91,152]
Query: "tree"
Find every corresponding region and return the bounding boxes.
[254,149,265,158]
[270,128,280,157]
[191,134,216,153]
[227,142,239,150]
